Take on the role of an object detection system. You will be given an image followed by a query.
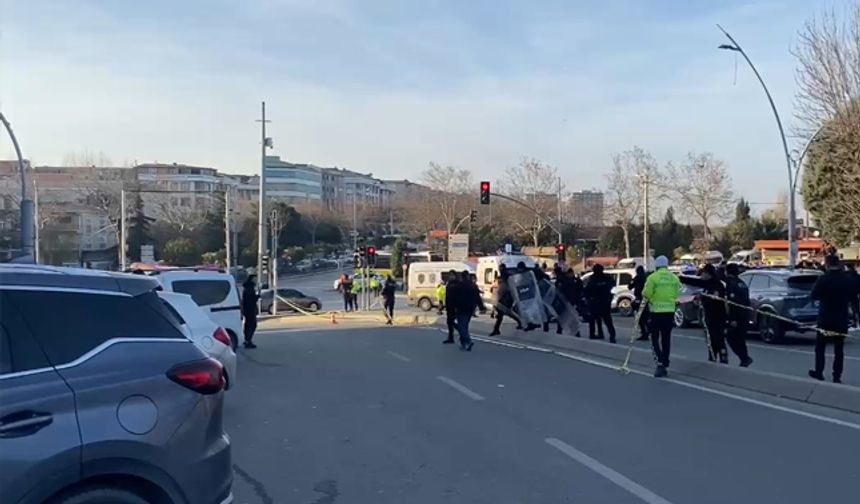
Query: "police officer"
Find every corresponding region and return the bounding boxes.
[724,263,754,367]
[643,256,681,377]
[241,275,259,349]
[382,275,397,325]
[446,270,486,351]
[628,265,649,341]
[809,255,860,383]
[584,264,616,342]
[442,270,459,344]
[680,264,729,363]
[489,264,522,336]
[435,281,446,315]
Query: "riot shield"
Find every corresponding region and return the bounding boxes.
[508,271,545,327]
[548,282,581,335]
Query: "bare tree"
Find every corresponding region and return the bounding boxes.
[794,5,860,137]
[420,162,474,237]
[62,150,113,168]
[604,147,656,257]
[147,193,208,232]
[497,158,563,247]
[664,152,734,241]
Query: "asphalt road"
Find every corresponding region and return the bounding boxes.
[276,268,411,312]
[225,325,860,504]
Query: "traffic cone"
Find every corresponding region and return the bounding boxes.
[330,312,337,324]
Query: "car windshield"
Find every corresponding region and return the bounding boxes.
[787,274,819,291]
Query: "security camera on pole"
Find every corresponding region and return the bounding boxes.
[256,101,273,312]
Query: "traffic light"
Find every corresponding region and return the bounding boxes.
[480,181,490,205]
[367,246,376,267]
[353,252,361,268]
[470,209,477,223]
[261,255,270,274]
[556,244,566,262]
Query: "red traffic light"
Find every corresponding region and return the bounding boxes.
[367,246,376,255]
[480,181,490,191]
[556,244,565,252]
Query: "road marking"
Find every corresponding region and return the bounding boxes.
[470,334,860,432]
[386,350,411,362]
[436,376,485,401]
[545,437,673,504]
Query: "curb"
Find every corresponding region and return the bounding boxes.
[455,324,860,415]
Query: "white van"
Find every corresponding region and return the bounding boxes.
[475,255,536,302]
[407,261,472,311]
[153,269,243,349]
[617,256,655,271]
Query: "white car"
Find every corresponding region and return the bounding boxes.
[153,269,243,350]
[158,291,238,389]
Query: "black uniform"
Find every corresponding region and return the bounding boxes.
[724,274,753,366]
[810,267,860,382]
[382,279,397,325]
[341,278,353,312]
[443,276,460,343]
[584,270,616,343]
[490,269,521,336]
[241,281,259,348]
[680,275,729,362]
[628,270,649,341]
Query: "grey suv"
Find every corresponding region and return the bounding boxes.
[739,268,822,343]
[0,265,232,504]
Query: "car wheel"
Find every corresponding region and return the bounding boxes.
[308,302,320,312]
[267,304,274,315]
[673,307,687,328]
[758,312,785,344]
[617,298,633,317]
[54,486,149,504]
[418,297,433,311]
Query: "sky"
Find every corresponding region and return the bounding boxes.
[0,0,846,210]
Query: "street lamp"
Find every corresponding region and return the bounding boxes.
[717,25,797,268]
[0,112,35,261]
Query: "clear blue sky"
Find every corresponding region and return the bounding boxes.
[0,0,843,207]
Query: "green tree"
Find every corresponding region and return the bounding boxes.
[723,198,756,249]
[127,191,153,262]
[391,237,406,278]
[801,124,860,246]
[651,207,693,258]
[162,237,201,266]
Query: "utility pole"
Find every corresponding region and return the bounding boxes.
[270,209,279,315]
[556,176,563,244]
[33,180,40,263]
[0,112,34,260]
[120,188,127,270]
[642,167,651,270]
[352,193,357,250]
[224,187,232,271]
[256,101,271,306]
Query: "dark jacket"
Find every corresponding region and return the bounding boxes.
[679,275,725,322]
[241,284,259,318]
[447,280,484,315]
[584,272,614,307]
[557,274,582,305]
[811,269,860,330]
[628,273,647,301]
[381,280,396,303]
[724,275,751,322]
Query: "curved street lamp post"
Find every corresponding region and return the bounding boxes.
[717,25,798,268]
[0,112,35,261]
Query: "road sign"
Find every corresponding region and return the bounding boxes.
[140,245,155,264]
[504,243,512,254]
[448,234,469,262]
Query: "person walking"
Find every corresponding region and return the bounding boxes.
[435,281,446,315]
[241,275,260,349]
[340,275,354,312]
[370,275,382,298]
[628,266,650,341]
[489,264,521,336]
[447,270,485,351]
[382,275,397,325]
[584,264,616,342]
[680,264,730,363]
[724,263,754,367]
[643,256,681,377]
[350,280,361,312]
[442,270,460,344]
[809,255,860,383]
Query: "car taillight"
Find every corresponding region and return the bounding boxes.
[167,358,225,395]
[213,327,231,347]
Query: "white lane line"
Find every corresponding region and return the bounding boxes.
[546,438,673,504]
[436,376,485,401]
[386,350,412,363]
[470,335,860,432]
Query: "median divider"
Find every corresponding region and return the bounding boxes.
[462,324,860,414]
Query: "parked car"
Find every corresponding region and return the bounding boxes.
[261,288,322,314]
[739,269,822,343]
[674,280,704,328]
[581,268,636,316]
[295,259,313,272]
[153,269,243,350]
[0,264,232,504]
[159,291,238,389]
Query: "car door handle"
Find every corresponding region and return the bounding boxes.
[0,411,54,438]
